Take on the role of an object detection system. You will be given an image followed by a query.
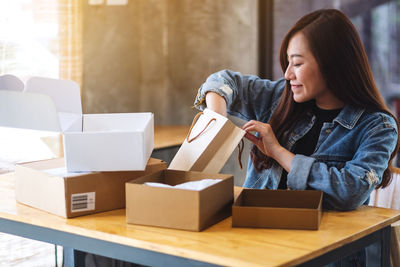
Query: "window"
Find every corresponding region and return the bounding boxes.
[0,0,82,171]
[344,0,400,104]
[0,0,82,84]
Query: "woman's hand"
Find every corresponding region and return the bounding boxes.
[242,120,294,172]
[205,92,227,116]
[242,120,281,157]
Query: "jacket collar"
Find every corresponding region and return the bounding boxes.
[334,106,365,129]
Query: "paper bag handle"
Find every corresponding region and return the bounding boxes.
[187,112,216,143]
[187,112,244,169]
[237,139,244,169]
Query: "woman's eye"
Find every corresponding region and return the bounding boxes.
[293,63,302,67]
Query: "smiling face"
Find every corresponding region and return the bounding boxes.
[284,32,343,109]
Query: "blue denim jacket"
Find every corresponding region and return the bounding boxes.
[194,70,398,210]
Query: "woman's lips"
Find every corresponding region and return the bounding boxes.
[291,84,302,90]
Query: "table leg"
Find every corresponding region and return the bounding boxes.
[64,248,86,267]
[298,226,391,266]
[381,225,391,267]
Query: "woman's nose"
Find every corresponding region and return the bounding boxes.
[284,65,294,80]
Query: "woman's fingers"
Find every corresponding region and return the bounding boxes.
[242,121,261,134]
[242,120,280,157]
[242,120,257,127]
[242,120,269,135]
[243,122,267,154]
[244,131,265,154]
[244,131,259,144]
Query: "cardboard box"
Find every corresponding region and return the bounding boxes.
[126,169,233,231]
[0,75,154,172]
[15,157,166,218]
[232,189,323,230]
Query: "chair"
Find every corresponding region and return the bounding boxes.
[369,167,400,266]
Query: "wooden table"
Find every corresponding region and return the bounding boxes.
[152,125,190,165]
[154,125,189,150]
[0,173,399,266]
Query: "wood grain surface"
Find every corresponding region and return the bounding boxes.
[154,125,189,149]
[1,173,399,267]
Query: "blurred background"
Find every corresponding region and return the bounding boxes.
[1,0,399,125]
[0,0,399,266]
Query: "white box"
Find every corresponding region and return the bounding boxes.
[0,74,154,172]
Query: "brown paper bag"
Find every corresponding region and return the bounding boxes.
[169,109,245,173]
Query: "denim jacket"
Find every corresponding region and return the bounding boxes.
[194,70,398,210]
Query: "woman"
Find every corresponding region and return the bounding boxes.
[194,9,399,212]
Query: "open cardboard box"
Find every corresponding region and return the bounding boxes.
[0,74,154,172]
[126,169,233,231]
[232,189,323,230]
[15,157,166,218]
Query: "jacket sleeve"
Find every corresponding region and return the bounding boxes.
[287,114,398,211]
[194,69,286,121]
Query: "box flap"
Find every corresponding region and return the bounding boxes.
[59,112,82,132]
[25,77,82,115]
[0,90,61,132]
[25,77,82,132]
[0,75,82,133]
[0,74,25,91]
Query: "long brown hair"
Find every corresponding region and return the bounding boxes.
[252,9,400,188]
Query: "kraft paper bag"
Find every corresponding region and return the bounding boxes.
[169,108,245,173]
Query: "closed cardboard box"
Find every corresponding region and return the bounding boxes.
[232,189,323,230]
[15,157,166,218]
[126,169,233,231]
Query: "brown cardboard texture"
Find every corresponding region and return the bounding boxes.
[232,189,323,230]
[168,109,245,173]
[126,169,233,231]
[15,157,166,218]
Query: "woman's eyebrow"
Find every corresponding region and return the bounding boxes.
[288,54,303,59]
